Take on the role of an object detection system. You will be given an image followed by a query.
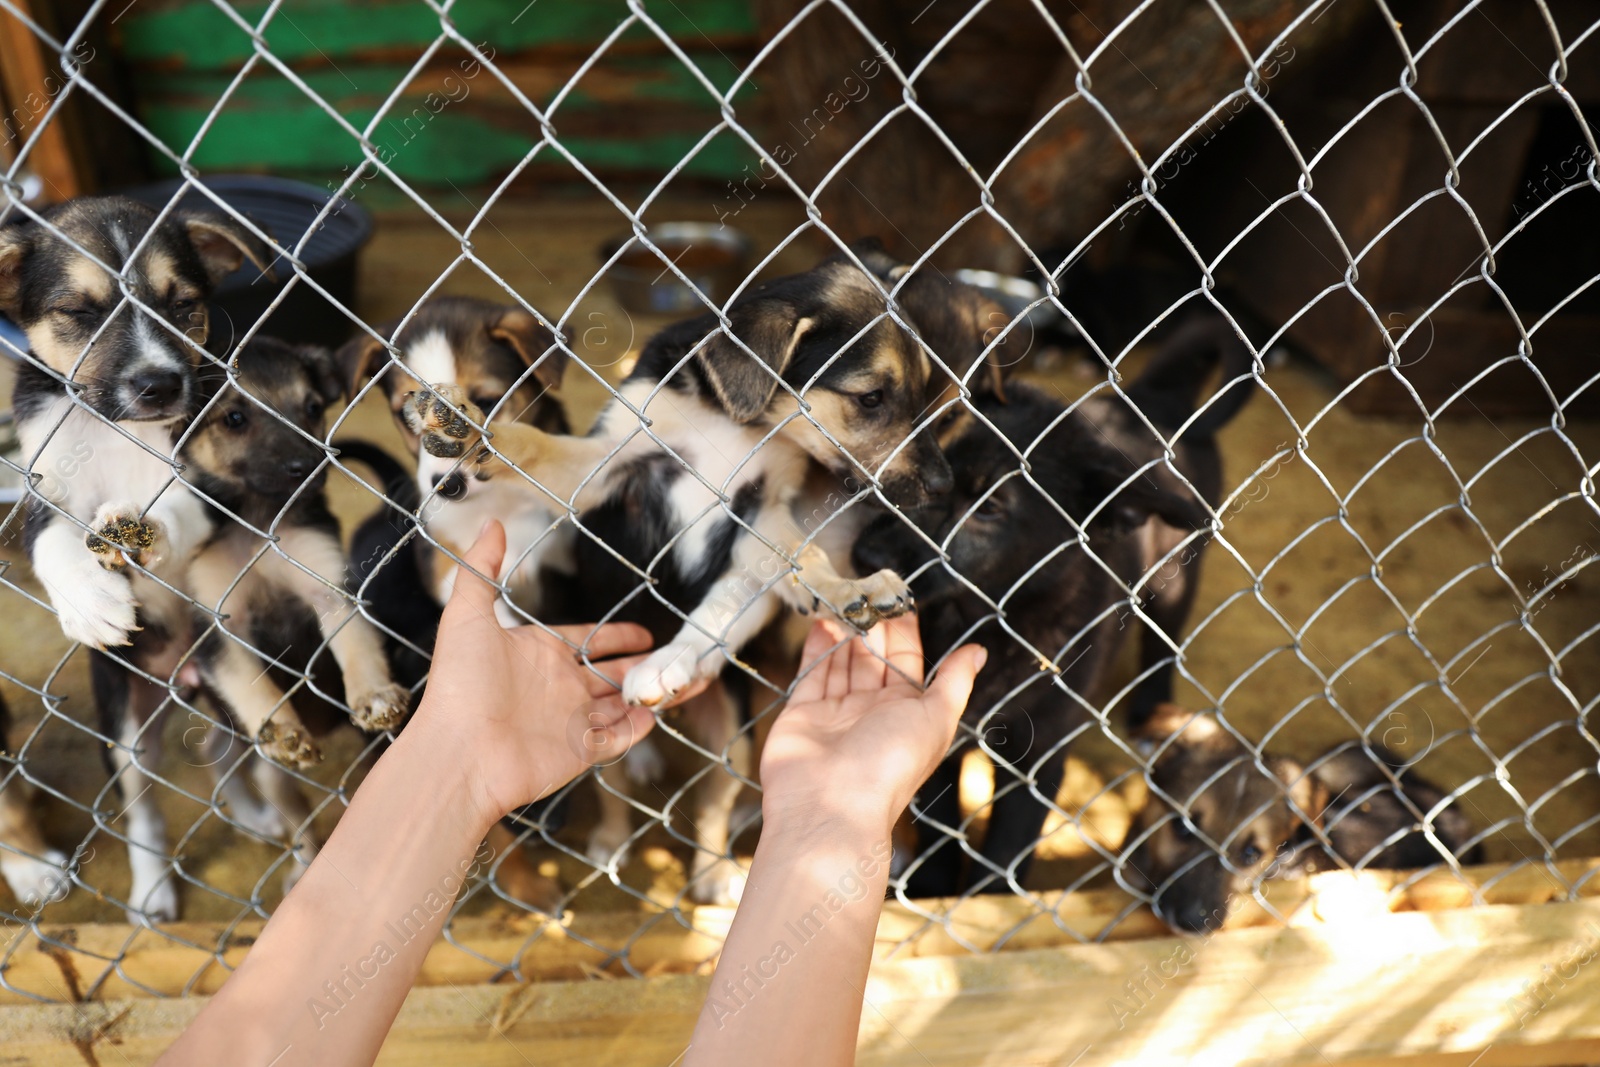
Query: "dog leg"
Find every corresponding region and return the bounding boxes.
[274,528,409,732]
[485,822,563,914]
[586,762,639,867]
[202,642,322,769]
[31,516,141,648]
[102,679,179,924]
[251,757,319,895]
[904,753,966,898]
[200,716,289,840]
[0,787,69,909]
[683,682,750,906]
[970,729,1070,895]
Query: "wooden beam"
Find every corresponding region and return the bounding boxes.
[4,899,1600,1066]
[3,858,1596,1006]
[0,0,83,201]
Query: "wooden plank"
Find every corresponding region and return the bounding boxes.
[2,858,1595,1007]
[118,0,758,72]
[0,0,83,200]
[6,900,1600,1065]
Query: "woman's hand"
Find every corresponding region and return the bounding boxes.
[406,520,660,827]
[758,615,986,840]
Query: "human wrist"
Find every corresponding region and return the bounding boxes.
[392,699,505,837]
[759,792,897,856]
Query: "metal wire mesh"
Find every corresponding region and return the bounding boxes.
[0,0,1596,1004]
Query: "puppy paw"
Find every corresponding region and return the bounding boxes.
[402,384,483,459]
[126,874,179,925]
[623,736,667,786]
[622,642,709,707]
[51,563,140,648]
[348,682,409,732]
[1,849,71,909]
[830,568,914,630]
[257,721,323,769]
[687,854,746,906]
[85,504,164,571]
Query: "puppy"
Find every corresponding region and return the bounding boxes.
[401,248,962,901]
[0,690,70,906]
[1126,705,1483,933]
[2,195,270,921]
[851,318,1254,896]
[338,296,572,628]
[404,246,953,707]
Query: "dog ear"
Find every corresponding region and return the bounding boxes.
[1271,756,1329,831]
[297,344,346,406]
[336,331,392,399]
[181,211,275,286]
[846,236,907,282]
[0,225,26,314]
[489,306,567,391]
[697,303,814,424]
[1135,704,1218,756]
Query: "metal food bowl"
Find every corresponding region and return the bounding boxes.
[601,224,752,315]
[952,269,1071,335]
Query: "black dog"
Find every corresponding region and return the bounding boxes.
[853,315,1255,896]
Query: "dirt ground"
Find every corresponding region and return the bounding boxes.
[1,190,1597,941]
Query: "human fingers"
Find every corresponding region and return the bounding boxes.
[922,643,987,738]
[850,622,889,692]
[882,613,927,686]
[443,520,507,622]
[790,621,837,705]
[574,653,654,696]
[574,696,658,766]
[821,619,856,700]
[553,622,655,661]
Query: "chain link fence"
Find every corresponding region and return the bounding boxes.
[0,0,1597,1005]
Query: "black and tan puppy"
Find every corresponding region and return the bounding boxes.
[180,336,407,899]
[2,195,269,921]
[0,690,70,907]
[851,317,1254,896]
[1125,705,1483,933]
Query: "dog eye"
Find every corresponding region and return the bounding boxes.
[223,409,247,430]
[55,304,98,322]
[974,495,1004,519]
[857,389,884,409]
[1172,818,1197,842]
[170,297,196,313]
[305,398,324,419]
[1237,842,1263,865]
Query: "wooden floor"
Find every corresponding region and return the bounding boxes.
[1,188,1598,948]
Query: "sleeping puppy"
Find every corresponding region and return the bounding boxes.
[182,336,409,899]
[1,195,270,921]
[402,246,953,709]
[1125,705,1483,933]
[337,296,572,629]
[0,690,70,907]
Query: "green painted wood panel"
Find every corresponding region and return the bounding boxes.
[119,0,757,72]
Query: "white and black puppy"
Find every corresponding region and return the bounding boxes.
[404,246,953,709]
[1,195,270,922]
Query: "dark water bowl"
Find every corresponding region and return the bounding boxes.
[125,175,373,348]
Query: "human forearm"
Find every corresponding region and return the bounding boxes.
[157,708,496,1067]
[685,810,894,1067]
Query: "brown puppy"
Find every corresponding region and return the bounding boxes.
[183,336,408,899]
[1125,705,1482,933]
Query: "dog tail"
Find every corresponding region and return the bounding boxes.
[1127,313,1257,440]
[333,438,419,513]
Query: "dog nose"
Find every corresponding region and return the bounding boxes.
[130,368,184,407]
[284,459,310,480]
[432,471,467,500]
[1164,897,1217,933]
[921,459,953,499]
